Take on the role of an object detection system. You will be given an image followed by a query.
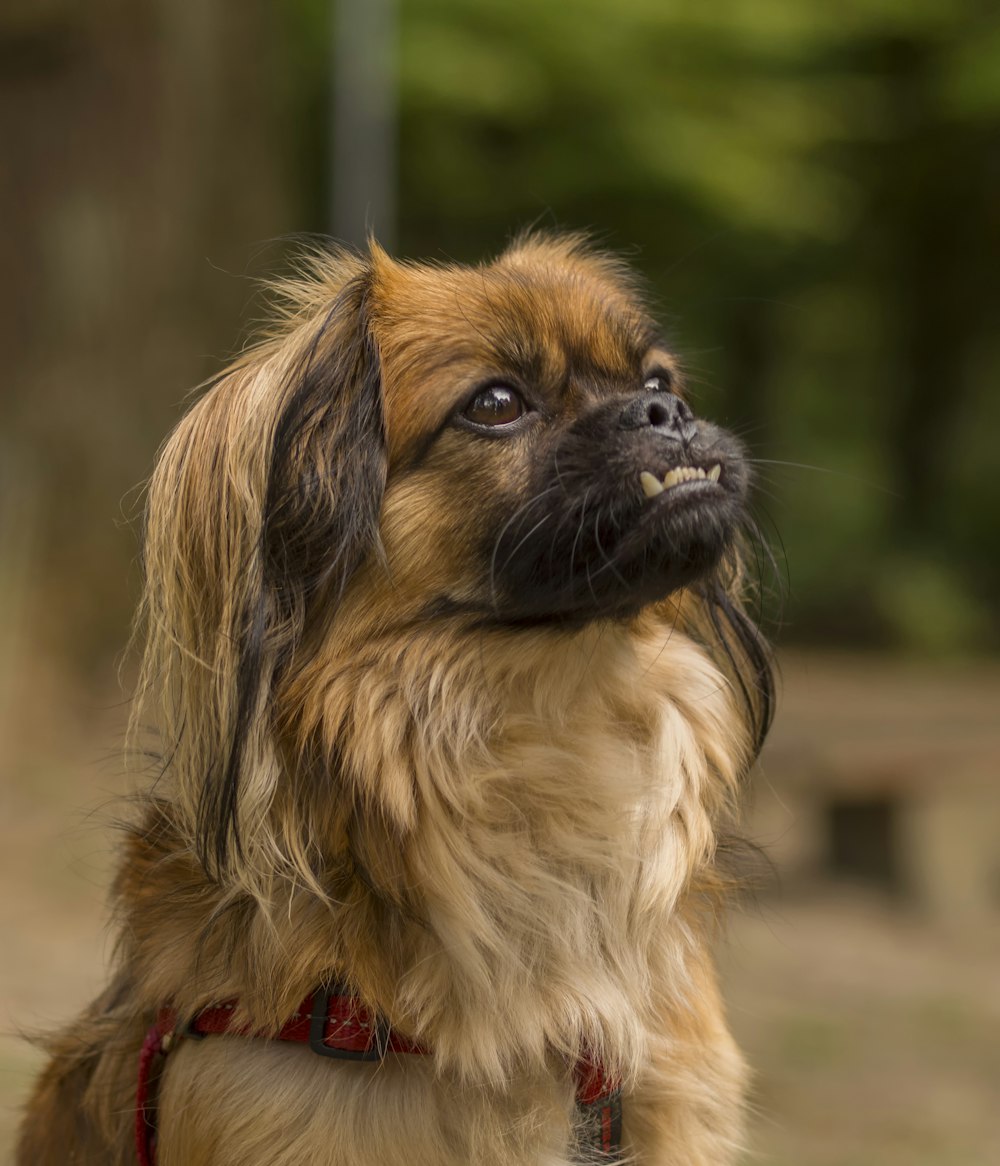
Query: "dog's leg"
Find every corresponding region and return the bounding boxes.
[623,951,748,1165]
[16,1048,108,1165]
[16,978,143,1166]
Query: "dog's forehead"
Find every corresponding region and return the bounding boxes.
[370,255,663,459]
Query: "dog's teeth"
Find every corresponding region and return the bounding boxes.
[657,465,718,492]
[640,471,664,498]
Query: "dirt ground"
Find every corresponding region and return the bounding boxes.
[2,655,998,1165]
[723,891,1000,1166]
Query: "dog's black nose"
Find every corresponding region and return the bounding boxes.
[618,392,698,442]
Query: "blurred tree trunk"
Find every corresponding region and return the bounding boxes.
[875,37,990,549]
[0,0,295,679]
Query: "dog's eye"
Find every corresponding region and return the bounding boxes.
[463,386,526,427]
[644,372,673,393]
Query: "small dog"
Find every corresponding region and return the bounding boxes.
[19,233,772,1165]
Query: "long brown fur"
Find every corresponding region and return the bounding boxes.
[19,233,772,1165]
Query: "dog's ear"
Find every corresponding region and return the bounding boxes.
[261,272,386,616]
[137,264,386,883]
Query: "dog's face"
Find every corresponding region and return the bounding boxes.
[144,234,764,875]
[365,238,749,624]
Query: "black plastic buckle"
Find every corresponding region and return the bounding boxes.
[575,1088,624,1161]
[308,987,388,1062]
[183,1013,207,1040]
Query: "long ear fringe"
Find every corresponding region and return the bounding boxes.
[692,545,775,763]
[130,262,386,888]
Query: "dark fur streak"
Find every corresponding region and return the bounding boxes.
[701,573,774,759]
[199,274,387,879]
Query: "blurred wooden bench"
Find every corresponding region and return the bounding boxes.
[750,653,1000,920]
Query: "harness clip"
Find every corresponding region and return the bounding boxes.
[308,987,388,1062]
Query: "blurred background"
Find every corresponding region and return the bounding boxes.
[1,1,998,1162]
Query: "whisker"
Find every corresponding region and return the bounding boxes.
[567,487,593,605]
[591,512,630,590]
[747,459,900,498]
[493,513,554,587]
[487,486,561,610]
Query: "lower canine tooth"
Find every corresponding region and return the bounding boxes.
[708,464,721,482]
[640,471,664,498]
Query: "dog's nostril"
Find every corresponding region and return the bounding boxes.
[647,400,669,427]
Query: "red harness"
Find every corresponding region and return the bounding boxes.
[136,987,623,1163]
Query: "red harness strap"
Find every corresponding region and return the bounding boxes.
[136,987,622,1164]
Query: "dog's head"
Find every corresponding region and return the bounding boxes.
[138,233,770,879]
[367,236,748,624]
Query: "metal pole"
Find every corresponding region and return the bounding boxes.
[331,0,397,249]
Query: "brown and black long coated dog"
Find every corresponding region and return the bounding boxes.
[18,233,772,1165]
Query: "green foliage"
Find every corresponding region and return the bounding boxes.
[289,0,1000,650]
